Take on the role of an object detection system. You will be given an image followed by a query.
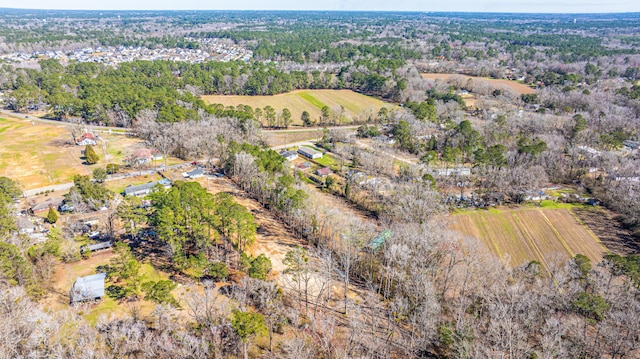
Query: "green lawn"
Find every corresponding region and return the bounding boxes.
[105,174,161,195]
[297,91,327,110]
[313,153,338,168]
[84,263,170,324]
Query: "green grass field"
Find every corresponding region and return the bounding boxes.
[297,91,327,109]
[202,89,392,126]
[0,116,145,189]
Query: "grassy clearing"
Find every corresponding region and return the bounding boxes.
[263,129,323,147]
[82,263,170,324]
[104,174,162,195]
[452,206,609,269]
[202,89,391,126]
[0,116,145,189]
[313,154,338,168]
[421,73,536,95]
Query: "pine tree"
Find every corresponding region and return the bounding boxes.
[85,145,99,165]
[46,205,58,224]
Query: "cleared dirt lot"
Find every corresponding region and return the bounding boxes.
[451,206,609,270]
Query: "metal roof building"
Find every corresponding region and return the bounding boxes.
[81,241,113,253]
[70,273,106,303]
[185,167,204,178]
[124,182,157,197]
[297,146,323,159]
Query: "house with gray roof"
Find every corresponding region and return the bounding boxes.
[185,167,204,178]
[17,217,39,235]
[298,146,323,159]
[81,241,113,253]
[279,150,298,161]
[30,198,64,214]
[124,182,157,197]
[70,273,106,303]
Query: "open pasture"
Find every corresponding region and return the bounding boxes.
[0,116,144,190]
[202,89,391,125]
[421,73,536,94]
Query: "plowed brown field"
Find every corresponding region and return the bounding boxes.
[452,207,608,270]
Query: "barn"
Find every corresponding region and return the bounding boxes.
[70,273,106,303]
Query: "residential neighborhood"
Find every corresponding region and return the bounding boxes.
[0,39,252,67]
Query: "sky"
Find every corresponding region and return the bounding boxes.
[0,0,638,13]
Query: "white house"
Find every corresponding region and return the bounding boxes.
[298,146,323,159]
[184,168,204,179]
[279,150,298,161]
[76,132,97,146]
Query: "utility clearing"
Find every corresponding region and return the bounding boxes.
[202,89,391,125]
[451,206,610,271]
[421,73,536,94]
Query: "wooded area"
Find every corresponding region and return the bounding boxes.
[1,9,640,359]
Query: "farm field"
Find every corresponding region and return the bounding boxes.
[264,128,324,147]
[202,89,391,125]
[421,73,536,94]
[0,116,145,190]
[451,206,609,271]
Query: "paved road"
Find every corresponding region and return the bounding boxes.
[22,162,192,197]
[263,125,359,133]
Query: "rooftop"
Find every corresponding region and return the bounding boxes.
[187,168,204,177]
[279,150,298,159]
[31,198,64,212]
[316,167,333,176]
[298,146,322,156]
[124,182,157,196]
[70,272,106,303]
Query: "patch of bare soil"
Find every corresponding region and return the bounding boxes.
[572,207,639,255]
[200,177,303,276]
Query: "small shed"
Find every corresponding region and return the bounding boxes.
[297,162,311,170]
[298,146,323,159]
[367,230,392,252]
[70,273,106,303]
[315,167,333,177]
[158,178,172,189]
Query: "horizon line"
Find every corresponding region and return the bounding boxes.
[1,7,639,15]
